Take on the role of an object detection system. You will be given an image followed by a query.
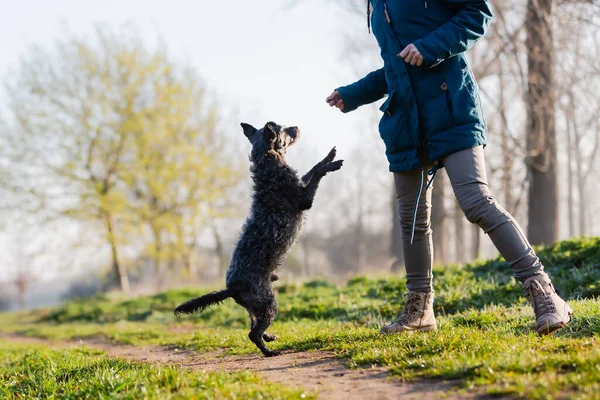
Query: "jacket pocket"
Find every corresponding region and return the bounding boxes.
[417,77,455,137]
[441,79,455,124]
[379,91,395,116]
[445,68,482,126]
[378,91,413,153]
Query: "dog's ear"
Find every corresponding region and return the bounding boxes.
[241,123,257,141]
[263,122,277,143]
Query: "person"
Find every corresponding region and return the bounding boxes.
[325,0,571,335]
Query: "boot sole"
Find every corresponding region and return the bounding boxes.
[536,304,573,335]
[380,325,437,334]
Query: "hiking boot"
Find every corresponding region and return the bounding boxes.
[380,291,436,334]
[522,274,572,335]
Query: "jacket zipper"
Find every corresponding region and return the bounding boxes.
[383,0,392,24]
[442,80,455,123]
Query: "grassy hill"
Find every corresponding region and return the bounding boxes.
[1,237,599,399]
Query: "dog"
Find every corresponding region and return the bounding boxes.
[174,121,343,356]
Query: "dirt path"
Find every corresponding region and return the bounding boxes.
[2,334,489,400]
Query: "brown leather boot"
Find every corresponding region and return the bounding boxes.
[522,274,572,335]
[380,291,436,334]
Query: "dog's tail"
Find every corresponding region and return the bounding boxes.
[174,289,233,317]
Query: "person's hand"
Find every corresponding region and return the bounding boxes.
[398,44,424,66]
[326,91,344,111]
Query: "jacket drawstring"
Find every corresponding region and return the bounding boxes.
[409,162,440,244]
[367,1,371,34]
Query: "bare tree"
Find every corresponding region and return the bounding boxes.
[556,7,600,237]
[525,0,559,245]
[453,201,465,264]
[288,0,600,261]
[3,25,242,292]
[431,173,448,265]
[390,183,404,272]
[3,28,136,292]
[525,0,599,244]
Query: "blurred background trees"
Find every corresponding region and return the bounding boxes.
[1,1,599,308]
[1,26,244,299]
[316,0,600,262]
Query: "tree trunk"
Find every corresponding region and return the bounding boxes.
[151,224,165,291]
[577,170,586,236]
[498,62,513,212]
[356,193,365,272]
[571,92,588,237]
[176,222,196,281]
[187,251,198,281]
[15,272,28,308]
[471,222,481,261]
[184,238,197,282]
[575,133,586,236]
[212,225,228,278]
[454,201,464,264]
[566,96,575,238]
[355,156,366,272]
[431,173,447,265]
[526,0,558,246]
[301,235,311,277]
[564,21,586,239]
[105,213,130,293]
[390,182,404,272]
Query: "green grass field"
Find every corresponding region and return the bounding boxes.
[0,342,313,399]
[1,237,599,399]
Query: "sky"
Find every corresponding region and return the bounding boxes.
[0,0,380,160]
[0,0,387,280]
[3,1,596,286]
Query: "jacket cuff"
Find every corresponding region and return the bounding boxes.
[335,85,361,113]
[413,39,444,69]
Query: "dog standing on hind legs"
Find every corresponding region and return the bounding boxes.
[174,121,343,357]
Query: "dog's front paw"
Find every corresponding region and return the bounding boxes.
[322,146,337,164]
[322,159,344,173]
[264,350,282,357]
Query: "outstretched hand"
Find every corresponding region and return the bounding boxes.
[326,91,345,111]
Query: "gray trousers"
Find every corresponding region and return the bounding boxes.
[394,145,545,292]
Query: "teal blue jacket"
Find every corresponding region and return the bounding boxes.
[336,0,493,172]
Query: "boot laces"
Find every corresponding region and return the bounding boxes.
[523,278,556,317]
[395,292,424,323]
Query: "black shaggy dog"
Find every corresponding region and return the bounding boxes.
[174,121,343,356]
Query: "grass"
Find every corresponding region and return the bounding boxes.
[1,236,599,399]
[0,341,314,399]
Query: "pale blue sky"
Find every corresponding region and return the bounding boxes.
[0,0,382,160]
[0,0,387,279]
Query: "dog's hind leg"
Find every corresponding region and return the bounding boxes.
[247,295,280,357]
[249,313,279,356]
[248,311,278,342]
[263,332,278,342]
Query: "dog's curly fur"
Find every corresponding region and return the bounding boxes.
[174,121,343,356]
